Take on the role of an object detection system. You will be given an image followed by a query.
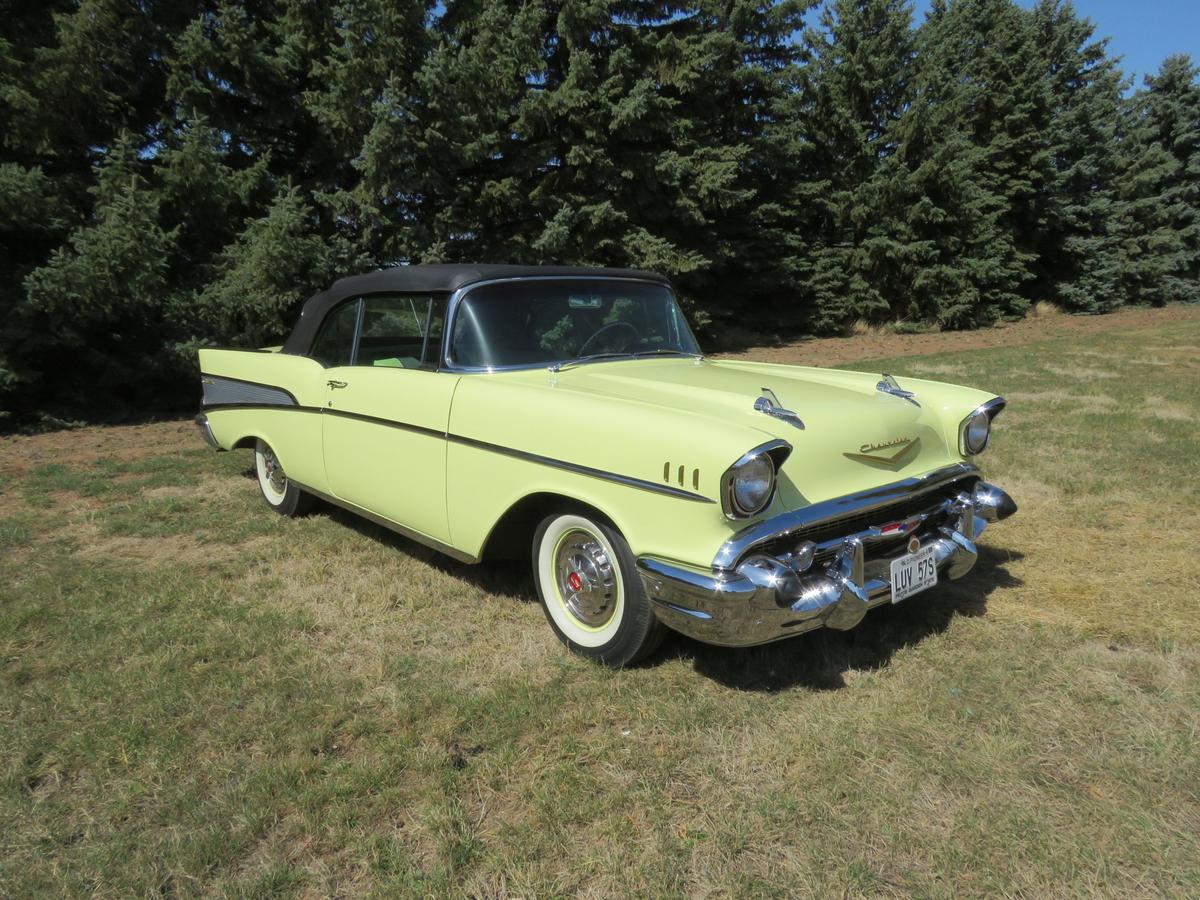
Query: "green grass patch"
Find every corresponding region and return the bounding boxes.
[19,453,217,507]
[97,492,279,544]
[2,320,1199,895]
[0,513,35,551]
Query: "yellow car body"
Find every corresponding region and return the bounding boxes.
[197,265,1016,660]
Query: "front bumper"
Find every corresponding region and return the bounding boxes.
[637,467,1016,647]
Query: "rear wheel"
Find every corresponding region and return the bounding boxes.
[532,511,665,667]
[254,439,313,517]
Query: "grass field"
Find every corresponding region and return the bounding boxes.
[2,310,1199,896]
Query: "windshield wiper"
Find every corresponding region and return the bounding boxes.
[547,348,703,372]
[630,348,703,360]
[547,352,635,373]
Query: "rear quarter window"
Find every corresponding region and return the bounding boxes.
[310,300,359,367]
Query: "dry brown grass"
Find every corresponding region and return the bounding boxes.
[1005,389,1118,410]
[1141,396,1195,422]
[717,302,1200,367]
[849,317,888,337]
[1042,363,1119,380]
[3,313,1200,896]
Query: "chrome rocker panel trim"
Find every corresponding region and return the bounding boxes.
[290,478,481,565]
[638,472,1017,648]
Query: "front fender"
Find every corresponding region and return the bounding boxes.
[445,372,778,566]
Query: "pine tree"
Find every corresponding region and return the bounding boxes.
[0,164,71,415]
[303,0,435,261]
[886,41,1010,327]
[155,118,271,298]
[353,0,547,265]
[0,0,198,418]
[166,2,338,187]
[1028,0,1126,312]
[916,0,1052,320]
[1,0,1195,425]
[196,185,351,347]
[794,0,917,330]
[514,0,813,329]
[1114,55,1200,306]
[18,136,178,418]
[356,0,811,336]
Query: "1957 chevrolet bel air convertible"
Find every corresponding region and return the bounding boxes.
[197,265,1016,666]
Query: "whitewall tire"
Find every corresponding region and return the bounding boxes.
[532,511,665,666]
[254,439,313,517]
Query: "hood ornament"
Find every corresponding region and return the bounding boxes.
[876,373,920,407]
[754,388,805,430]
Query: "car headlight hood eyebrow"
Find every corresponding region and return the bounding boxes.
[959,396,1006,456]
[720,439,792,519]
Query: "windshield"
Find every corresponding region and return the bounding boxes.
[448,279,701,369]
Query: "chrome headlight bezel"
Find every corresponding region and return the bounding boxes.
[721,440,792,519]
[959,397,1006,456]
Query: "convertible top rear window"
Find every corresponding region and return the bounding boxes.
[449,279,700,369]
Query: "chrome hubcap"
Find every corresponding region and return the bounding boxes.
[262,449,286,494]
[554,530,616,627]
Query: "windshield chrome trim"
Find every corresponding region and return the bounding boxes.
[440,275,694,374]
[712,462,981,571]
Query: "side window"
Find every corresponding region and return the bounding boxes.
[310,300,360,368]
[357,294,448,369]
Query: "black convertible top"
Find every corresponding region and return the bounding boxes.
[281,264,669,356]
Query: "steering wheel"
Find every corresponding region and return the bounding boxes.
[577,321,641,356]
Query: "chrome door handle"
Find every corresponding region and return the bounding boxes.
[327,380,348,389]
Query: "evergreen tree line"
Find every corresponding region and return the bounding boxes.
[1,0,1197,424]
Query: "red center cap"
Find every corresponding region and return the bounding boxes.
[567,572,583,592]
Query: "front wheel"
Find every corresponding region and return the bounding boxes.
[254,439,313,517]
[532,512,665,667]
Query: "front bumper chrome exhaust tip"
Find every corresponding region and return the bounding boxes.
[972,481,1017,522]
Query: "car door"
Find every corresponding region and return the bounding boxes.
[319,293,458,543]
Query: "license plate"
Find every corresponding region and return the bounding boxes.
[890,544,938,604]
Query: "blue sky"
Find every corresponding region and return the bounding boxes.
[912,0,1200,87]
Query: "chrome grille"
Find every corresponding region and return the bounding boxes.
[764,477,974,564]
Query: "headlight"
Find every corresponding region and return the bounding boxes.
[732,455,774,514]
[721,442,788,519]
[959,398,1005,456]
[962,411,991,454]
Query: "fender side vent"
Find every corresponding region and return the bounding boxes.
[664,462,701,490]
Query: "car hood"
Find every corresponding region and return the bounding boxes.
[545,358,984,506]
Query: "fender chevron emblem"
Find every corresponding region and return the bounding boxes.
[844,436,917,465]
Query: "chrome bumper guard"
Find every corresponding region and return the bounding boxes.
[194,412,220,450]
[637,477,1017,648]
